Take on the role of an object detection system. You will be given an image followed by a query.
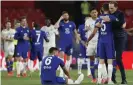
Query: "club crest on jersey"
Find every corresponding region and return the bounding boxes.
[27,30,29,32]
[69,25,72,27]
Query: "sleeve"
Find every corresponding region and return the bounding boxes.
[95,18,101,27]
[59,58,65,68]
[110,15,118,22]
[1,30,5,37]
[42,31,49,42]
[72,22,76,31]
[14,28,23,40]
[78,25,81,34]
[41,26,45,32]
[85,19,90,27]
[11,29,16,38]
[119,12,126,24]
[53,25,59,35]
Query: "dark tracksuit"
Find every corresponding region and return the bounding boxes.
[111,10,127,81]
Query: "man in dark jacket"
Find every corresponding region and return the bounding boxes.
[109,1,127,84]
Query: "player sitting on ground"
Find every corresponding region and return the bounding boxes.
[87,3,118,84]
[41,47,84,85]
[29,23,49,75]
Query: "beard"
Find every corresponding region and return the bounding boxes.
[64,18,69,21]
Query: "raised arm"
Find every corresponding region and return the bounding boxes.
[54,16,64,29]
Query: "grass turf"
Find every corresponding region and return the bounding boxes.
[1,70,133,85]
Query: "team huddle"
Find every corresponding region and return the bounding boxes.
[2,1,128,85]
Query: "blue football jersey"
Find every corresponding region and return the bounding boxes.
[78,24,87,41]
[41,56,65,81]
[14,26,30,50]
[58,21,76,43]
[95,14,117,43]
[30,29,47,50]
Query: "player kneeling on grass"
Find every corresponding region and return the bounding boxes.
[29,23,49,75]
[87,3,118,84]
[41,47,84,85]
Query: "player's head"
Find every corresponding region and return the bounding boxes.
[89,7,98,19]
[5,20,11,29]
[109,1,118,14]
[49,47,59,56]
[14,20,20,29]
[33,23,40,30]
[45,18,51,27]
[62,11,69,21]
[20,16,27,27]
[102,3,109,13]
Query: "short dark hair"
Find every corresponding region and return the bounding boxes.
[49,47,58,54]
[102,3,109,11]
[89,7,97,12]
[34,23,40,29]
[20,16,26,21]
[16,20,20,23]
[62,11,68,15]
[109,1,118,7]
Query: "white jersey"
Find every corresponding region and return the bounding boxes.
[41,25,58,47]
[85,17,98,44]
[2,28,15,56]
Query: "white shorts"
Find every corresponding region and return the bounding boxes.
[86,42,97,56]
[4,44,15,57]
[43,44,56,57]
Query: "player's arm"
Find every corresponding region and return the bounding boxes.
[74,29,81,44]
[60,60,71,79]
[1,30,5,40]
[43,31,49,42]
[14,28,23,40]
[87,27,99,42]
[87,19,100,42]
[54,16,64,29]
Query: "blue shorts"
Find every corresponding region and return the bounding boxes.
[99,42,115,59]
[41,77,66,85]
[16,46,28,59]
[79,42,87,58]
[30,49,43,61]
[58,43,73,56]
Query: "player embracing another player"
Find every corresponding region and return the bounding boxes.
[87,3,119,84]
[14,16,30,77]
[29,23,49,75]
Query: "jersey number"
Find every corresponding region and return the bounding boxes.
[45,57,52,65]
[36,34,40,42]
[101,24,106,31]
[65,28,70,34]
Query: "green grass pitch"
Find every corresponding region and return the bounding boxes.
[1,70,133,85]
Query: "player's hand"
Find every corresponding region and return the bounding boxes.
[127,32,133,36]
[76,39,80,44]
[23,36,29,40]
[81,40,87,47]
[59,16,64,20]
[95,22,102,28]
[45,39,49,42]
[103,16,111,22]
